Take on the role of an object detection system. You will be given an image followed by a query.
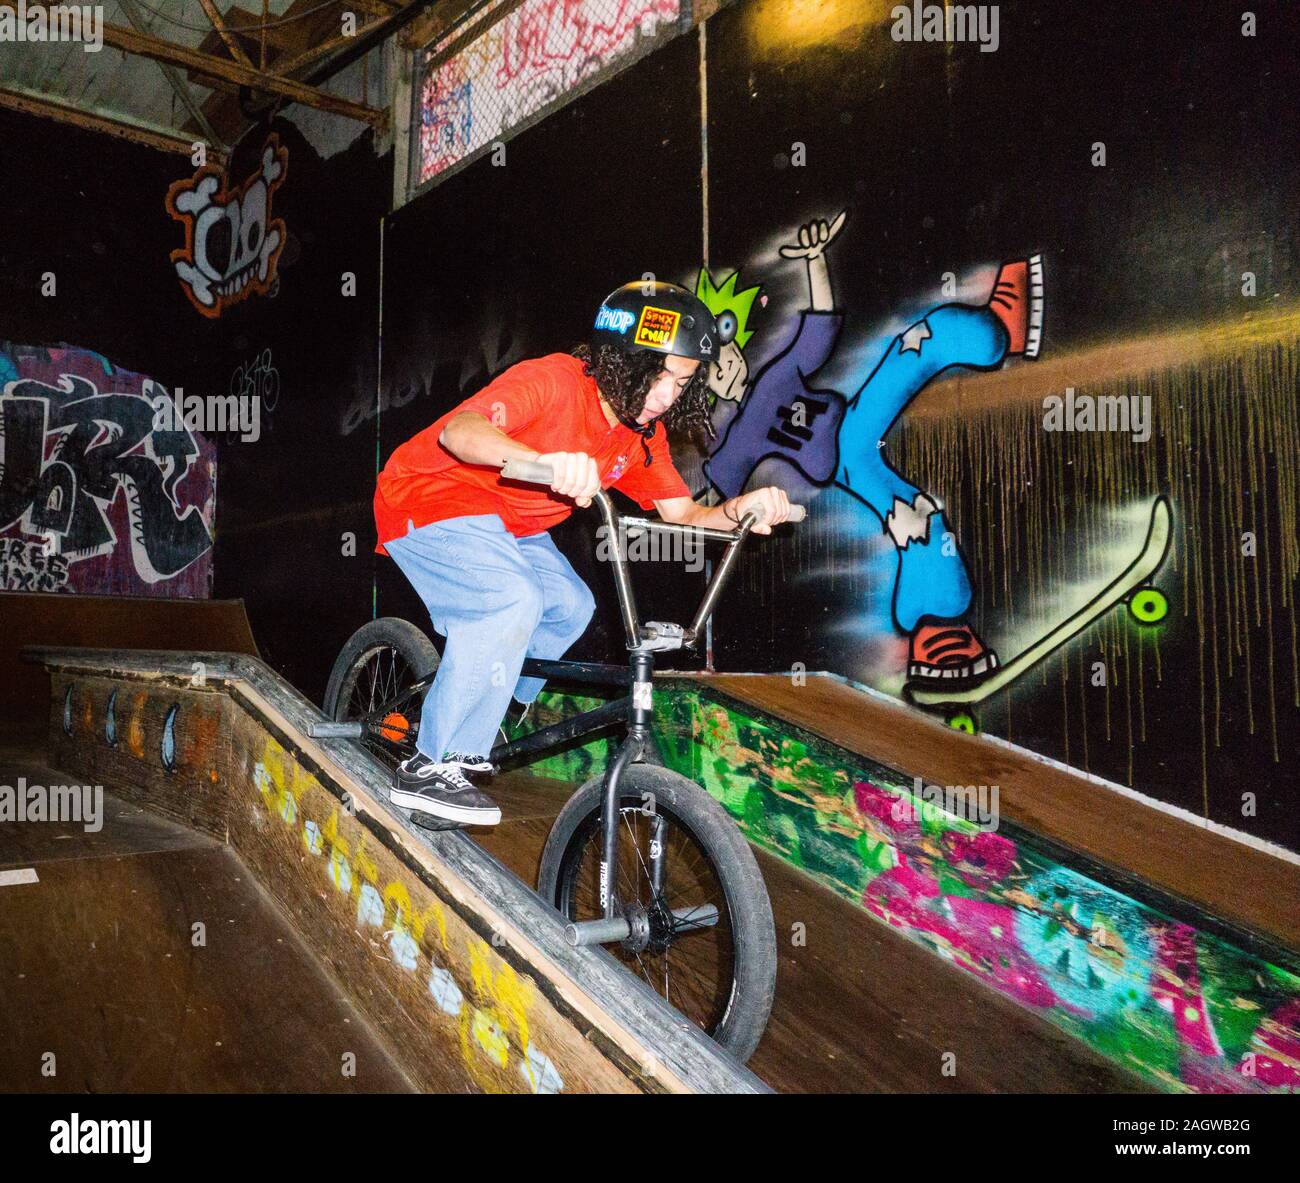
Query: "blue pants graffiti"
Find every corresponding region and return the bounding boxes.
[706,301,1008,635]
[836,303,1007,631]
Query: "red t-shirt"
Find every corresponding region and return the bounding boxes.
[374,353,691,554]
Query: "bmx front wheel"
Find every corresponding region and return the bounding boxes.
[537,765,776,1063]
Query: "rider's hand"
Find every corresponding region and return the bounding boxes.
[535,451,601,507]
[731,486,791,534]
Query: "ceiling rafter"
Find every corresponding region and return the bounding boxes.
[116,0,227,149]
[0,1,471,160]
[1,0,387,129]
[0,85,227,165]
[196,0,255,69]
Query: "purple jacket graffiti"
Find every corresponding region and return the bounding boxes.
[703,311,846,499]
[0,344,215,597]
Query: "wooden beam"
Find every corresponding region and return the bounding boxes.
[196,0,255,69]
[0,87,226,165]
[271,22,386,79]
[349,0,403,14]
[116,0,227,150]
[0,2,386,127]
[216,4,309,53]
[402,0,478,50]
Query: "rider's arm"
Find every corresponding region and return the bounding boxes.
[440,411,539,467]
[655,488,791,536]
[440,412,601,506]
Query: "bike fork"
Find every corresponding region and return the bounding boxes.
[598,731,642,917]
[599,651,654,918]
[567,653,720,949]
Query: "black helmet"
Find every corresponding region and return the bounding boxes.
[591,281,719,363]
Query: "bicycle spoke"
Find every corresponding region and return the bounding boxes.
[559,797,737,1039]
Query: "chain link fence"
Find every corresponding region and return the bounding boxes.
[409,0,689,195]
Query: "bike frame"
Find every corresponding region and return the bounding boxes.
[391,489,760,926]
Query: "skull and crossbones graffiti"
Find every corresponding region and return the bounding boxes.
[167,136,289,318]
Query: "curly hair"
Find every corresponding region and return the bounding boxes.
[572,343,715,451]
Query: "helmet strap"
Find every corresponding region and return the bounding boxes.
[614,409,658,467]
[596,378,661,467]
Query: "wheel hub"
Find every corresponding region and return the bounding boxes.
[618,902,653,954]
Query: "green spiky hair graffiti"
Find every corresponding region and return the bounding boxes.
[695,269,762,351]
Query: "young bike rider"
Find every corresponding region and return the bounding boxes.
[374,281,792,826]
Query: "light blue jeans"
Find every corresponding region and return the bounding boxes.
[385,514,596,762]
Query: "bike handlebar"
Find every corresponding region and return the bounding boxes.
[501,458,558,485]
[500,459,807,525]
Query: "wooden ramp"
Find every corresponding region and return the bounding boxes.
[20,647,765,1095]
[0,593,258,743]
[476,772,1146,1094]
[0,751,414,1093]
[490,672,1300,1093]
[687,672,1300,950]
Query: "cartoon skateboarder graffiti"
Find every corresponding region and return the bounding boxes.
[701,211,1044,687]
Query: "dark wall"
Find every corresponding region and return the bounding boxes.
[372,0,1299,852]
[0,102,389,691]
[207,120,389,699]
[378,29,708,662]
[0,107,225,381]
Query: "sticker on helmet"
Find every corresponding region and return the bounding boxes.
[634,305,680,350]
[595,305,636,333]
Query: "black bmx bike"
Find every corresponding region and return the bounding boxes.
[321,459,804,1061]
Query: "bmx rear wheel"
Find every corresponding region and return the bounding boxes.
[1128,587,1168,624]
[537,765,776,1063]
[323,617,440,772]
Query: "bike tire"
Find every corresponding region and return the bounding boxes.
[323,618,440,763]
[537,764,776,1063]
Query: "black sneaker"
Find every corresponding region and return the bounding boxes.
[443,751,495,774]
[392,754,501,826]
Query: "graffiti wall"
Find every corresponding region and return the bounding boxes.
[379,0,1300,853]
[416,0,683,185]
[691,0,1300,852]
[0,343,215,596]
[504,680,1300,1094]
[0,105,236,600]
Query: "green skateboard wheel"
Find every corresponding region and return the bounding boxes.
[946,711,978,735]
[1128,588,1168,624]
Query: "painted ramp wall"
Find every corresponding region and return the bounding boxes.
[501,676,1300,1095]
[25,647,765,1096]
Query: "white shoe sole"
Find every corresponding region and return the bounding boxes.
[908,652,999,680]
[390,786,501,826]
[1024,253,1044,359]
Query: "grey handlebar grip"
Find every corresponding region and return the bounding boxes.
[500,459,554,485]
[750,503,807,524]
